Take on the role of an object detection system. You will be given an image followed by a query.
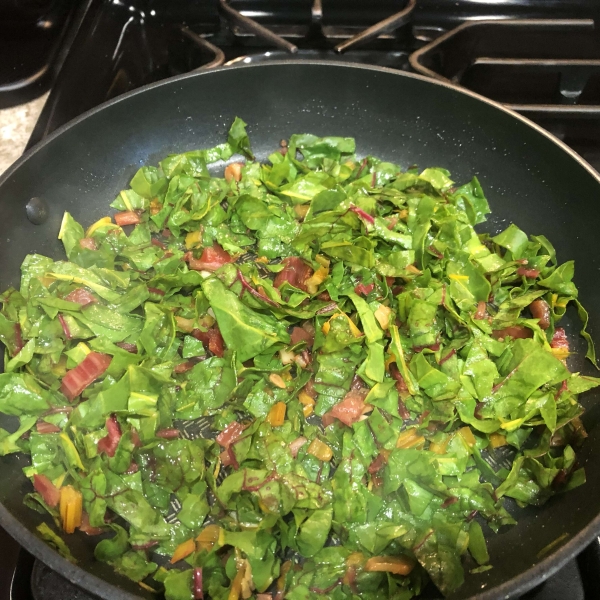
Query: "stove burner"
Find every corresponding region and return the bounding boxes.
[31,560,98,600]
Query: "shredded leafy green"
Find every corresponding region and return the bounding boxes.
[2,118,598,599]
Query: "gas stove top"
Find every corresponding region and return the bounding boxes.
[4,1,600,599]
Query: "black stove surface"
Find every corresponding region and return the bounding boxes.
[0,0,80,109]
[5,0,600,599]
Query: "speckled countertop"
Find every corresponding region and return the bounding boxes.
[0,94,48,175]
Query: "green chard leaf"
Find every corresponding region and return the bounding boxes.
[0,118,596,600]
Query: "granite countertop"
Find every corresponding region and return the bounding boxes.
[0,94,48,176]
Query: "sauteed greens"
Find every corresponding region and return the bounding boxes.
[0,118,598,600]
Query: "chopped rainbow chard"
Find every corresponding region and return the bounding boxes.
[0,117,598,599]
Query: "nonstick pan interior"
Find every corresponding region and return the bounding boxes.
[0,62,600,600]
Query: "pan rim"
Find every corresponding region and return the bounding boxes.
[1,59,600,600]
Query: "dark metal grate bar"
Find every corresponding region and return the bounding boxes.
[409,18,600,116]
[180,26,225,70]
[219,0,298,53]
[334,0,416,53]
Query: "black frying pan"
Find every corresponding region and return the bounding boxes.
[1,62,600,600]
